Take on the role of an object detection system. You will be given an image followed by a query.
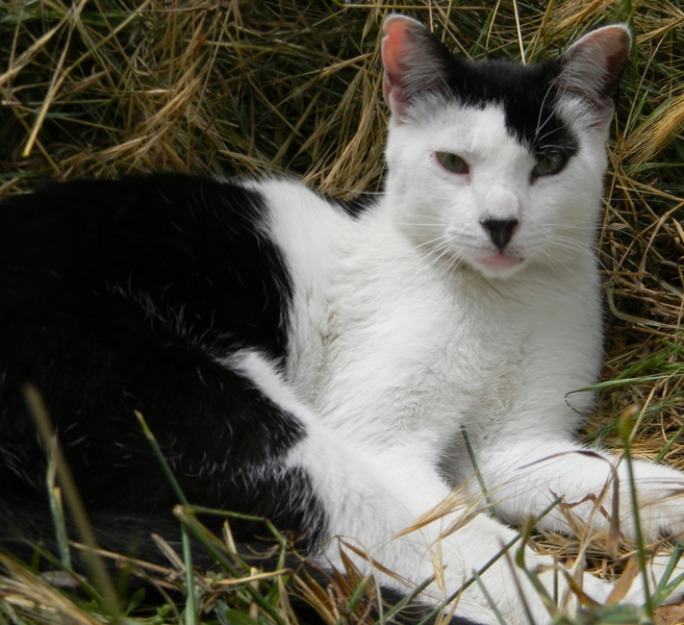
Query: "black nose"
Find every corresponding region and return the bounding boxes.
[480,218,519,251]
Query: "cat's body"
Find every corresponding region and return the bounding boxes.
[2,15,684,624]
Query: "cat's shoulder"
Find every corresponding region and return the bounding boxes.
[241,176,372,274]
[244,175,369,223]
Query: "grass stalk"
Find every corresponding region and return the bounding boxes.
[617,408,653,617]
[22,385,124,624]
[134,411,197,625]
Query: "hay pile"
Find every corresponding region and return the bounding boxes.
[0,1,682,623]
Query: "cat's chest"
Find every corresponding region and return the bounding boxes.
[286,239,530,451]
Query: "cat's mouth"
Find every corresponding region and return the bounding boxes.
[474,251,524,276]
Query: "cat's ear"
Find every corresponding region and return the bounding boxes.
[558,24,632,126]
[381,15,451,120]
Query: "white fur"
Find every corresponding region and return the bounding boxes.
[226,40,684,625]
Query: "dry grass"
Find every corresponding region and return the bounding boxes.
[1,0,683,623]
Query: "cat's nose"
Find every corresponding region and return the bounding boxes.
[480,218,519,251]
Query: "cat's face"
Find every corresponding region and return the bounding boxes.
[384,98,609,279]
[381,16,631,279]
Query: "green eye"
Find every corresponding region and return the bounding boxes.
[435,151,469,174]
[531,150,568,178]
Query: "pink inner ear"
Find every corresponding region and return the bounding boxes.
[382,17,411,77]
[382,17,413,116]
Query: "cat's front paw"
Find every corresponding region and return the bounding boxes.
[619,463,684,543]
[631,494,684,544]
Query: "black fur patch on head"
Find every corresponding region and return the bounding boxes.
[436,53,578,157]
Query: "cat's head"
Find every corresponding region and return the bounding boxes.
[381,16,631,278]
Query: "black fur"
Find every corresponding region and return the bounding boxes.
[443,56,578,157]
[0,174,327,556]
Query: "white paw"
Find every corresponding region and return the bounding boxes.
[624,481,684,544]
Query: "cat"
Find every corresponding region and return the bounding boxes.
[2,13,684,624]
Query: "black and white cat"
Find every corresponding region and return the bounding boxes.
[1,14,684,624]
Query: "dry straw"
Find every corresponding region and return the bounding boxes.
[0,0,683,623]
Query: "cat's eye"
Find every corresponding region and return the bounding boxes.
[435,151,469,175]
[531,150,568,178]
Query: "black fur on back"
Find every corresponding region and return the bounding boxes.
[0,174,325,554]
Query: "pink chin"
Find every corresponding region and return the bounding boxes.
[475,252,524,275]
